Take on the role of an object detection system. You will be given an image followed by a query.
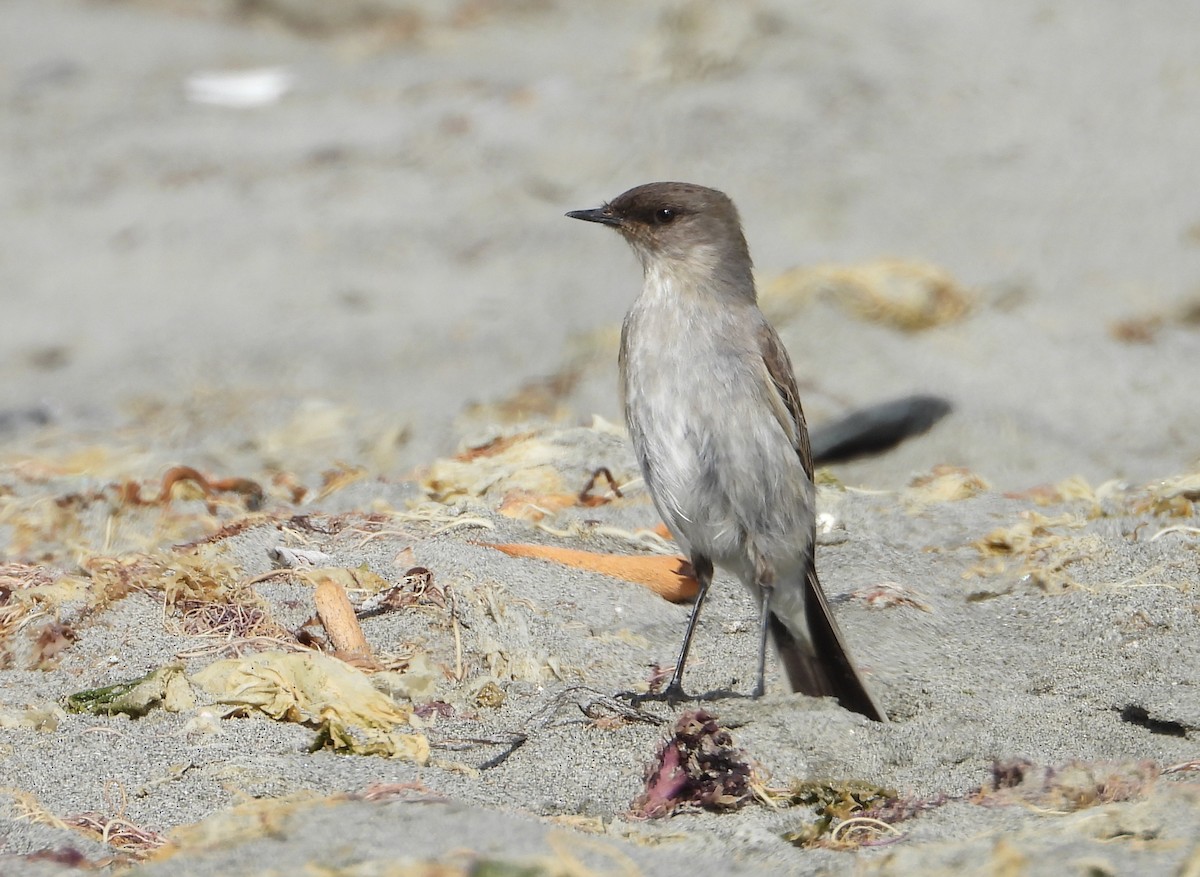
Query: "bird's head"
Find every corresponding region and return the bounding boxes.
[567,182,752,290]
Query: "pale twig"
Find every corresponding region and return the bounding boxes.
[243,569,294,586]
[173,634,307,659]
[1164,759,1200,774]
[1149,525,1200,541]
[449,584,464,682]
[831,816,902,842]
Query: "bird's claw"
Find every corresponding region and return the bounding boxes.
[616,682,695,707]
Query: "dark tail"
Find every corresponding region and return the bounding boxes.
[769,566,888,722]
[810,394,952,465]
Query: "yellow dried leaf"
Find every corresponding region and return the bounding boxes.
[191,651,426,763]
[906,465,990,506]
[764,259,972,331]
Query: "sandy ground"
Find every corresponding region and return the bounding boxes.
[2,1,1199,874]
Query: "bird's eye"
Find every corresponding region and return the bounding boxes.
[654,208,676,224]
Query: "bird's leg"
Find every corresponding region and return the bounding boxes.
[753,595,772,698]
[752,556,776,698]
[628,555,713,705]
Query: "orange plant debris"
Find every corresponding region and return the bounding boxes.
[487,544,698,603]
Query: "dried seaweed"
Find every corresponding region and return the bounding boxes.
[1,785,166,860]
[1132,473,1200,517]
[173,599,280,639]
[969,511,1093,592]
[191,650,430,763]
[0,459,270,565]
[974,758,1161,811]
[356,566,447,616]
[763,259,973,331]
[630,709,753,819]
[62,810,167,857]
[780,779,898,848]
[64,664,195,718]
[0,562,89,668]
[848,582,932,612]
[905,465,991,506]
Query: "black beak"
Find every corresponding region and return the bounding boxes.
[565,206,622,227]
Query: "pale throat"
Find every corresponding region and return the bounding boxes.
[637,243,725,306]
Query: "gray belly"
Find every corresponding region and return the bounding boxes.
[623,353,815,573]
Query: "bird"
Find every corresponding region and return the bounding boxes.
[566,182,887,721]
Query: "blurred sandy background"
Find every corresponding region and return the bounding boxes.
[5,0,1199,489]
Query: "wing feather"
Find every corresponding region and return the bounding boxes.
[756,323,814,480]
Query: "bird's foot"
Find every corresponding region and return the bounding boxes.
[616,681,695,707]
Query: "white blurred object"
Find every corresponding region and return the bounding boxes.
[185,67,293,108]
[268,546,334,568]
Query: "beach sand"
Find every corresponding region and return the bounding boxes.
[2,2,1198,874]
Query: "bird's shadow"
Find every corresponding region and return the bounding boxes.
[614,686,753,709]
